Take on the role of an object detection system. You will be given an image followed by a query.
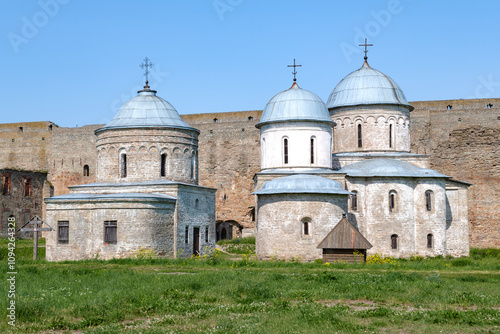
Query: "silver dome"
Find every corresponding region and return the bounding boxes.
[339,159,448,178]
[97,88,197,133]
[252,174,351,195]
[256,82,334,128]
[327,61,413,111]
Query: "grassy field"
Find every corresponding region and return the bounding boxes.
[1,240,499,333]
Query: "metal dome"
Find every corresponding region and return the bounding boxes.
[256,82,334,128]
[339,159,448,178]
[252,174,351,195]
[327,61,414,111]
[96,87,198,133]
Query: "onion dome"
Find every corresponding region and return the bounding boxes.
[256,82,334,128]
[339,159,448,178]
[96,85,197,134]
[252,174,351,195]
[327,61,414,111]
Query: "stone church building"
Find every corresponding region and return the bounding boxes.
[44,83,216,261]
[253,57,469,260]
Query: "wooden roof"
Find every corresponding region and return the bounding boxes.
[317,216,373,250]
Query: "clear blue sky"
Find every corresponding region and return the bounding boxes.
[1,1,500,127]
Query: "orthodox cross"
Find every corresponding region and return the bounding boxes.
[287,59,302,82]
[140,57,154,85]
[359,38,373,61]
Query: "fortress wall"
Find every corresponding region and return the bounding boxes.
[49,125,101,196]
[182,110,262,229]
[410,98,500,248]
[0,122,54,171]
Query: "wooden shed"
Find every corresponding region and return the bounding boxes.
[317,215,372,263]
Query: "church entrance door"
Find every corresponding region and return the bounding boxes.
[193,227,200,255]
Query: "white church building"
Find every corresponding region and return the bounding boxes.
[253,57,470,261]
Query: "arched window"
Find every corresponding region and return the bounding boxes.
[389,124,393,148]
[425,190,432,211]
[120,153,127,178]
[83,165,89,177]
[351,190,358,211]
[160,153,167,177]
[389,190,397,212]
[190,152,196,179]
[301,217,311,236]
[357,124,362,148]
[427,234,433,248]
[391,234,398,249]
[310,137,315,164]
[283,138,289,164]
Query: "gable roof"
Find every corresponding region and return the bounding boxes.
[317,216,373,250]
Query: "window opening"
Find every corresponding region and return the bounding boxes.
[58,221,69,244]
[389,124,393,148]
[1,175,11,195]
[283,138,289,164]
[83,165,89,177]
[185,226,189,244]
[391,234,398,249]
[310,137,315,164]
[104,221,117,244]
[351,191,358,211]
[205,226,209,243]
[120,154,127,178]
[160,153,167,177]
[357,124,362,148]
[427,234,433,248]
[425,190,432,211]
[389,191,396,212]
[23,178,32,197]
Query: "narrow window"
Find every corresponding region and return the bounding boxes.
[447,105,452,110]
[19,126,23,132]
[487,103,493,109]
[427,234,433,248]
[205,226,209,243]
[310,137,315,164]
[389,191,396,212]
[1,175,11,195]
[48,124,53,131]
[389,124,393,148]
[58,221,69,244]
[391,234,398,249]
[248,116,253,121]
[283,138,289,164]
[351,190,358,211]
[357,124,362,148]
[303,221,309,235]
[83,165,89,177]
[160,153,167,177]
[301,217,311,236]
[104,221,117,244]
[213,118,218,123]
[23,178,32,197]
[190,152,195,179]
[185,226,189,244]
[195,198,199,209]
[120,154,127,178]
[425,190,432,211]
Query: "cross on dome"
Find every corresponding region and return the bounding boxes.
[359,38,373,62]
[287,59,302,82]
[140,57,154,87]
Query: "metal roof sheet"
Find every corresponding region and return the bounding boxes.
[45,192,176,202]
[339,159,449,178]
[97,89,198,133]
[327,61,413,110]
[257,82,334,127]
[252,174,351,195]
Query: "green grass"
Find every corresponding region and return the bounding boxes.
[1,248,499,333]
[0,238,45,260]
[216,236,255,245]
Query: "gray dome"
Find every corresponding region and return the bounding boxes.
[339,159,448,178]
[327,61,414,111]
[256,82,334,128]
[252,174,351,195]
[97,88,198,133]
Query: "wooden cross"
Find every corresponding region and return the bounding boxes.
[287,59,302,82]
[359,38,373,61]
[140,57,154,85]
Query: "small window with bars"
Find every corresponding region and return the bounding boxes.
[104,221,117,244]
[58,221,69,244]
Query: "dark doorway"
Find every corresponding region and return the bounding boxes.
[193,227,200,255]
